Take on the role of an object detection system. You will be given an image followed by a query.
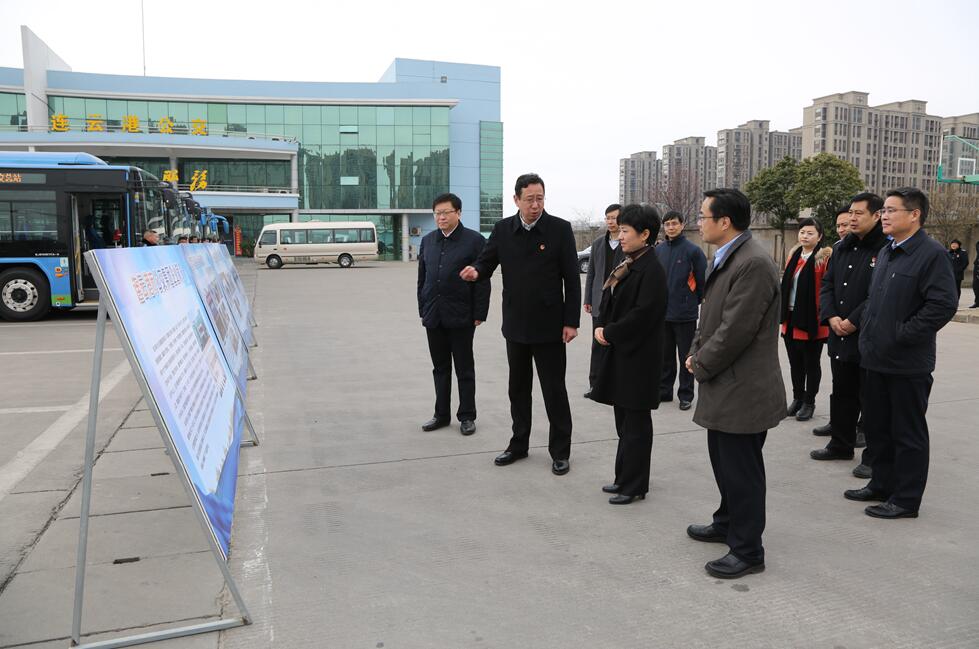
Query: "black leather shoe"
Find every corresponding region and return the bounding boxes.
[865,502,918,519]
[855,431,866,448]
[494,451,527,466]
[460,420,476,436]
[810,447,854,461]
[551,460,570,476]
[705,553,765,579]
[609,493,645,504]
[421,417,450,432]
[583,391,592,399]
[679,400,692,411]
[844,486,887,502]
[602,483,620,493]
[970,304,978,309]
[786,398,803,417]
[795,403,815,421]
[812,422,833,436]
[852,463,872,479]
[686,523,727,543]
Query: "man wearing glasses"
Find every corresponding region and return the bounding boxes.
[811,193,886,476]
[684,188,785,579]
[460,173,580,475]
[417,193,490,436]
[844,188,957,519]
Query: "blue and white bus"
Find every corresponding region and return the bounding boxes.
[0,151,170,321]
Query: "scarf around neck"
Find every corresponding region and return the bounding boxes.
[603,244,651,291]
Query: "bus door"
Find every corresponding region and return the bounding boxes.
[71,193,125,300]
[69,195,84,303]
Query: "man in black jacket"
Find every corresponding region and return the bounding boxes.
[812,193,886,472]
[417,193,490,436]
[844,188,958,518]
[654,211,706,411]
[583,204,623,397]
[460,173,581,475]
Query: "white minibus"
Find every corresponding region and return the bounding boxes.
[254,221,378,269]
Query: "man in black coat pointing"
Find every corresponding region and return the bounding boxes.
[461,173,581,475]
[417,192,490,436]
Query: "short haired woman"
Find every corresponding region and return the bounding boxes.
[591,204,668,504]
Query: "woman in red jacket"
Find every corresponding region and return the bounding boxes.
[780,217,831,422]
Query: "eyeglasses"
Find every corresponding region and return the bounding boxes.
[520,197,545,205]
[876,208,915,216]
[434,209,458,217]
[696,215,721,223]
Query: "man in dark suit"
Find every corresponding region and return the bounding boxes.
[845,187,958,518]
[583,203,623,397]
[417,193,490,436]
[811,193,886,472]
[460,173,581,475]
[684,188,786,579]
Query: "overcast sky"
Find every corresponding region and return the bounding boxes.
[1,0,977,221]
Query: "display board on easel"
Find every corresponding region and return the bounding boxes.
[71,246,258,649]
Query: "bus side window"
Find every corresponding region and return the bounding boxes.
[360,228,374,242]
[259,231,276,246]
[309,229,333,244]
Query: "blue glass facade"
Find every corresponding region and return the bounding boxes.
[0,45,503,258]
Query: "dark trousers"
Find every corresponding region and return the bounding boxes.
[864,370,933,511]
[827,358,860,451]
[708,429,767,564]
[426,325,476,422]
[783,336,824,404]
[588,316,601,390]
[660,320,696,402]
[505,340,572,461]
[613,406,653,496]
[973,270,979,305]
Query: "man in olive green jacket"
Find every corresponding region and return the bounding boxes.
[684,188,786,580]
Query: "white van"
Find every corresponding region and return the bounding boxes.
[254,221,378,269]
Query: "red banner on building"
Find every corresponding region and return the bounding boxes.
[234,225,242,257]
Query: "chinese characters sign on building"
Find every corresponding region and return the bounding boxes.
[49,113,210,136]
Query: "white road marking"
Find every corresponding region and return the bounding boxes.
[0,360,131,502]
[0,405,73,415]
[0,348,123,356]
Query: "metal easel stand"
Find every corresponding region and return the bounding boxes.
[71,302,252,648]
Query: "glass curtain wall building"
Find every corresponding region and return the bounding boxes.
[0,27,503,260]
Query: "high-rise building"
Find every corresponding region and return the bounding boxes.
[618,151,661,205]
[801,91,945,194]
[662,136,717,194]
[716,120,802,190]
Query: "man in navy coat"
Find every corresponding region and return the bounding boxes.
[417,193,490,435]
[461,174,581,475]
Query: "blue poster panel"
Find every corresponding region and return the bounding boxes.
[86,246,243,558]
[182,245,250,393]
[205,245,256,345]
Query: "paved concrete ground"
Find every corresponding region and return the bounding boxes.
[1,260,978,648]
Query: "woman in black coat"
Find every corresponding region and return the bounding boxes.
[591,204,668,504]
[947,239,969,301]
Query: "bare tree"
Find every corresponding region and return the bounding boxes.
[927,183,979,246]
[570,207,603,250]
[647,168,701,221]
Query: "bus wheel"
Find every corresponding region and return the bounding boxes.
[0,268,51,322]
[338,254,353,268]
[266,255,283,269]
